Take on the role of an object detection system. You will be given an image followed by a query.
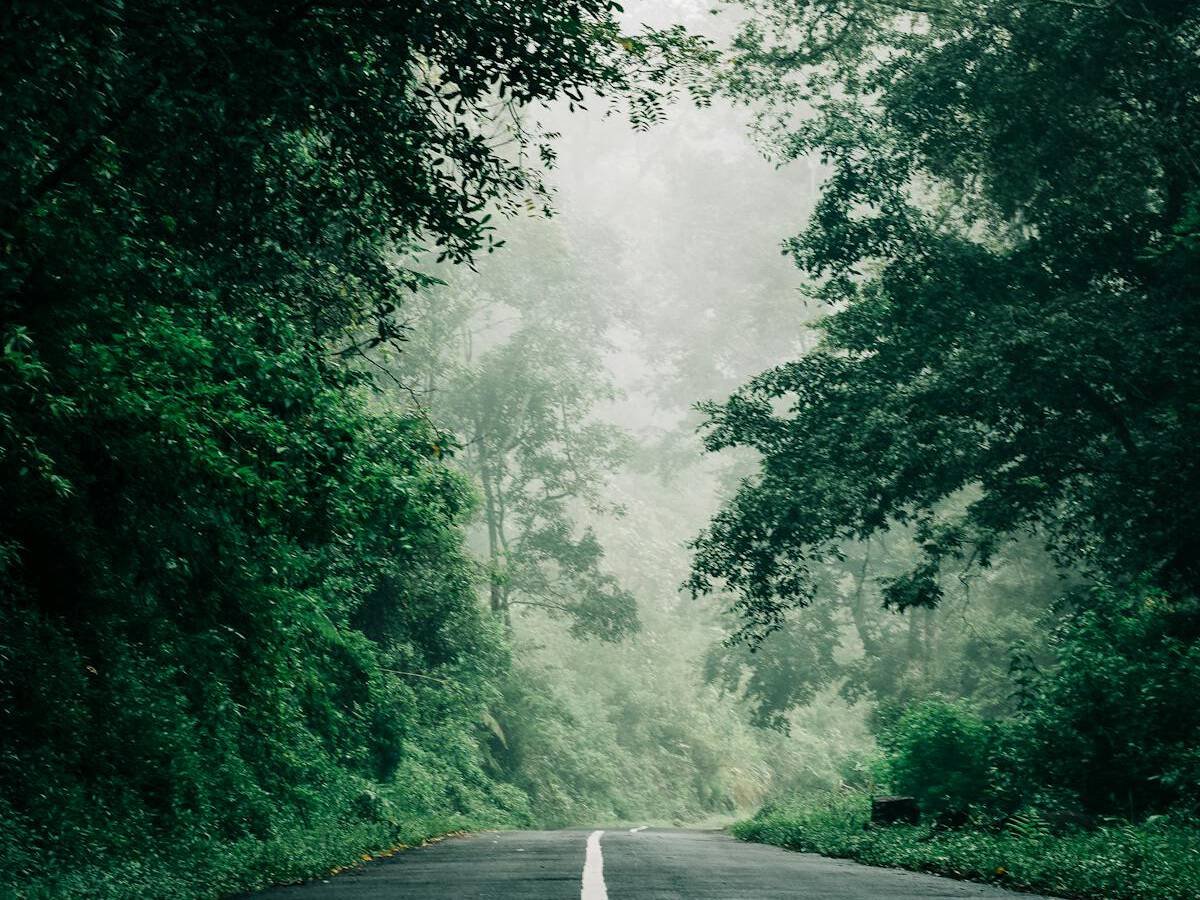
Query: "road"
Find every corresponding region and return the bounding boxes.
[244,828,1057,899]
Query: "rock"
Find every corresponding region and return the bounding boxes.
[871,795,920,826]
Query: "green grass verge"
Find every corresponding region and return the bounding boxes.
[731,791,1200,899]
[5,811,513,900]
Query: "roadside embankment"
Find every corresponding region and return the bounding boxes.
[732,790,1200,900]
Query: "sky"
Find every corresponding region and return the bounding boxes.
[539,1,825,434]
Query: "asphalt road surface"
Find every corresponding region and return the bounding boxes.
[245,828,1057,899]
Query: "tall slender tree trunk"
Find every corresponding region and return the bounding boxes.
[477,446,511,631]
[849,542,882,657]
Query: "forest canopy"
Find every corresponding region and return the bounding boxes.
[690,0,1200,632]
[689,0,1200,864]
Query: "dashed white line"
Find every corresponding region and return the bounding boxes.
[581,829,608,900]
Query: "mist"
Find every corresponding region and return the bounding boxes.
[4,1,1198,897]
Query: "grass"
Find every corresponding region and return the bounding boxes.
[731,790,1200,900]
[3,811,513,900]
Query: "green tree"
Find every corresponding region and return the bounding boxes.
[704,529,1061,727]
[397,221,638,641]
[690,0,1200,636]
[0,2,708,893]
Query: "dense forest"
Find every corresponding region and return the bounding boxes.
[2,1,1198,898]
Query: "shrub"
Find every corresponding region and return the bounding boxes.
[880,698,999,821]
[1013,584,1200,819]
[735,790,1200,900]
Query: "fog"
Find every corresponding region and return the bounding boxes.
[7,1,1195,893]
[382,0,862,824]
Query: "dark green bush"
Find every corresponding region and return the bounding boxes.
[734,790,1200,900]
[871,583,1200,826]
[880,698,999,821]
[0,305,524,895]
[1013,584,1200,819]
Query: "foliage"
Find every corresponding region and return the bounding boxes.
[691,0,1200,637]
[734,790,1200,900]
[0,296,522,895]
[704,529,1062,727]
[703,600,841,730]
[1012,583,1200,819]
[391,218,856,825]
[486,608,864,828]
[11,812,503,900]
[879,699,999,822]
[734,578,1200,896]
[702,5,1200,883]
[396,220,638,640]
[0,2,711,896]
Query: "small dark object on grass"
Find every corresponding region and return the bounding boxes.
[871,796,920,826]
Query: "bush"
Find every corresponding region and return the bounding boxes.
[1013,584,1200,819]
[880,698,999,821]
[734,790,1200,900]
[0,307,524,897]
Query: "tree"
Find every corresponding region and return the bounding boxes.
[0,2,707,890]
[396,221,638,641]
[690,0,1200,640]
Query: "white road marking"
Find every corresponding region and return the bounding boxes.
[629,825,648,833]
[581,829,608,900]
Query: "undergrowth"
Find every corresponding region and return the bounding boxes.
[6,810,515,900]
[732,790,1200,900]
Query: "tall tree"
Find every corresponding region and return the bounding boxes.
[397,221,638,641]
[690,0,1200,639]
[0,2,706,890]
